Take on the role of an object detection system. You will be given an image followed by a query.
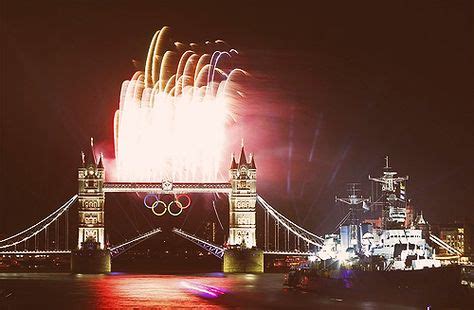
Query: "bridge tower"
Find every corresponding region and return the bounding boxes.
[228,145,257,248]
[224,145,263,272]
[77,149,105,249]
[71,141,111,273]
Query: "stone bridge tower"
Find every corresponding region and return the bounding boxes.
[77,148,105,249]
[72,139,110,273]
[224,145,263,273]
[228,145,257,248]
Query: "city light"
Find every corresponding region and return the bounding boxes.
[113,26,246,182]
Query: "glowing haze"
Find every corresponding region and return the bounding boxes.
[113,26,246,182]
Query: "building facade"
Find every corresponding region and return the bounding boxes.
[437,223,472,256]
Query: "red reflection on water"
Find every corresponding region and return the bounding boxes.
[87,274,239,308]
[181,281,227,299]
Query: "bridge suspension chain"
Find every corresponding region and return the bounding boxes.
[0,195,77,249]
[257,195,324,248]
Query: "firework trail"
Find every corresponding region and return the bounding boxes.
[303,140,353,227]
[113,27,246,182]
[286,107,295,194]
[308,114,323,163]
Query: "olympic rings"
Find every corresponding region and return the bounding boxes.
[151,200,167,216]
[176,194,191,209]
[167,201,183,217]
[144,194,159,209]
[143,194,191,217]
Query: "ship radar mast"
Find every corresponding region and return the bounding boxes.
[335,183,370,227]
[334,183,370,253]
[369,156,409,229]
[368,156,408,193]
[335,183,370,211]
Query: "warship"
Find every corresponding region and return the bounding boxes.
[285,158,466,302]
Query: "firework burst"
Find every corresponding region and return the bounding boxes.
[113,26,246,182]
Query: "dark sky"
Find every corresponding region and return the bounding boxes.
[1,0,472,240]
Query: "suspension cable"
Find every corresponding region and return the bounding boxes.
[257,195,324,246]
[0,195,77,247]
[212,201,224,231]
[65,209,69,250]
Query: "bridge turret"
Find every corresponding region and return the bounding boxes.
[230,153,238,178]
[249,153,256,170]
[248,153,256,180]
[228,144,257,248]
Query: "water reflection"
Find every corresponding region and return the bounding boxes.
[181,281,227,298]
[90,275,226,308]
[1,272,469,309]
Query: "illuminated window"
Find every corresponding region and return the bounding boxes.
[237,217,249,225]
[85,214,97,224]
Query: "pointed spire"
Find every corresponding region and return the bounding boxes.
[97,152,104,168]
[249,153,256,169]
[417,211,426,225]
[80,151,85,167]
[230,153,238,169]
[238,145,247,166]
[85,137,97,166]
[90,137,97,164]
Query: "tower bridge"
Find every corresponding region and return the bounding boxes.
[0,144,326,273]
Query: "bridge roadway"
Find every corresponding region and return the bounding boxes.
[103,182,232,194]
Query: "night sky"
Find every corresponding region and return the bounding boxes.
[1,1,472,240]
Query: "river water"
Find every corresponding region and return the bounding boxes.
[0,272,466,309]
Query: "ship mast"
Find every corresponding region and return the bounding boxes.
[335,183,370,253]
[335,183,370,225]
[368,156,409,229]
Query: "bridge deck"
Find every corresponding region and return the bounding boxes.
[103,182,232,194]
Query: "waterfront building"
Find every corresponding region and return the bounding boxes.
[437,222,473,259]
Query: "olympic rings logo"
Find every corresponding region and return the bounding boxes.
[144,194,191,217]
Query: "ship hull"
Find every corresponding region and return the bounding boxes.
[286,265,469,305]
